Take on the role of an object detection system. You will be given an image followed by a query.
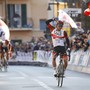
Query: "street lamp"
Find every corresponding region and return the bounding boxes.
[47,3,52,10]
[47,1,60,17]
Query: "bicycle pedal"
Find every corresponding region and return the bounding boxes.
[54,74,58,77]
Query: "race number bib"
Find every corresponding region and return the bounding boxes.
[0,31,5,37]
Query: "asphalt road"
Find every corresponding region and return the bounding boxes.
[0,66,90,90]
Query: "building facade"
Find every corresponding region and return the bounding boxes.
[0,0,50,43]
[0,0,79,43]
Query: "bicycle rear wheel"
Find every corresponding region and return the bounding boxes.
[2,52,8,72]
[57,60,64,87]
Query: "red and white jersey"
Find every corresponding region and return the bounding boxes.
[51,28,65,47]
[0,19,10,41]
[46,19,70,48]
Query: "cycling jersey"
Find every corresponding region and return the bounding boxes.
[46,19,70,48]
[0,19,10,41]
[51,28,65,47]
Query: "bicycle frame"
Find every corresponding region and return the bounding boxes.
[0,48,8,72]
[56,54,64,87]
[2,49,8,72]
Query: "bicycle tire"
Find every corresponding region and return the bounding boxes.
[4,52,8,72]
[3,58,8,72]
[57,60,64,87]
[0,63,2,71]
[2,52,8,72]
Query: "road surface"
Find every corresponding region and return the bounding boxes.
[0,66,90,90]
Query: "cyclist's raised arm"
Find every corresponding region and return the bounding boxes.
[46,19,55,32]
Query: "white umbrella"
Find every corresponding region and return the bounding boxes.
[58,9,77,28]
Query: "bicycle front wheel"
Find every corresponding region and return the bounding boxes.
[57,60,64,87]
[2,54,8,72]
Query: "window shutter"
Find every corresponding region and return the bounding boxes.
[21,4,27,27]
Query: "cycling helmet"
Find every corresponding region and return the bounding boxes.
[56,20,64,27]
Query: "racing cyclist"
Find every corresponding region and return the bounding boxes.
[46,18,70,77]
[0,19,12,66]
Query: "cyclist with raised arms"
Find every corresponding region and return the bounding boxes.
[46,18,70,77]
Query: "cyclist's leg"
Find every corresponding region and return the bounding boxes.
[5,40,9,60]
[52,46,59,76]
[5,47,9,65]
[52,46,59,69]
[6,51,9,61]
[60,46,68,70]
[2,47,8,67]
[63,55,68,70]
[52,52,57,69]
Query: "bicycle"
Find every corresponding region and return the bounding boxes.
[56,49,70,87]
[56,53,64,87]
[2,49,8,72]
[0,48,8,72]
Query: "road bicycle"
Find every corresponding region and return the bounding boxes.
[56,53,64,87]
[0,48,8,72]
[56,50,70,87]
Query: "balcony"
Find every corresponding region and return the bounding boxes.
[8,17,34,31]
[9,27,33,31]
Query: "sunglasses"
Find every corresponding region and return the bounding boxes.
[57,24,63,27]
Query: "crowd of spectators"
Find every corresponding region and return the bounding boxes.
[70,30,90,52]
[12,37,53,54]
[12,30,90,56]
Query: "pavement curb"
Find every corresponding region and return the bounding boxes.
[8,61,48,67]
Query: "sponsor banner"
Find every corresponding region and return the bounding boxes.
[10,50,90,68]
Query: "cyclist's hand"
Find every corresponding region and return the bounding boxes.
[52,17,56,21]
[67,48,70,51]
[52,17,58,22]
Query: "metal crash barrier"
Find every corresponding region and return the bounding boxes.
[10,50,90,73]
[68,50,90,74]
[10,50,90,65]
[69,50,90,67]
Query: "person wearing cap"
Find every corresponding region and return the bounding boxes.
[46,18,70,77]
[84,2,90,16]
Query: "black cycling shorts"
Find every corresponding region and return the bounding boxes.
[53,46,66,56]
[2,46,8,52]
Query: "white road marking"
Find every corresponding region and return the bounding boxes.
[18,71,29,78]
[17,71,54,90]
[34,79,54,90]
